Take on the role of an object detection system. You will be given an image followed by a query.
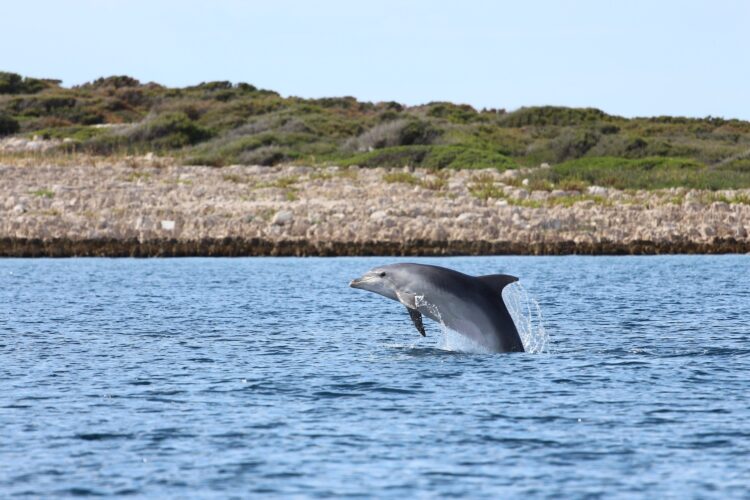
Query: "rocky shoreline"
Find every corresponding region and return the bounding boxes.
[1,160,749,257]
[2,237,748,257]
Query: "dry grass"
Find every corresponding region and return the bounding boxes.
[0,151,175,168]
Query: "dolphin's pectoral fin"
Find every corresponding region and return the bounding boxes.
[395,290,417,309]
[396,290,426,336]
[407,307,427,337]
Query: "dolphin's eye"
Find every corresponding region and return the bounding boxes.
[379,272,386,277]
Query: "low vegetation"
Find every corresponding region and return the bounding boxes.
[3,71,750,189]
[524,157,750,191]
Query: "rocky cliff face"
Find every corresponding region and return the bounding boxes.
[1,161,749,256]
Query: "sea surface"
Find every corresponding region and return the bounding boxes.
[1,256,749,498]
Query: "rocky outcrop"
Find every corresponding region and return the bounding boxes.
[1,162,749,256]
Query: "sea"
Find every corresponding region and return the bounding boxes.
[1,255,749,498]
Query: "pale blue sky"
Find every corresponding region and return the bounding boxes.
[3,0,748,118]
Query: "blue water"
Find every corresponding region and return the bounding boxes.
[1,256,749,498]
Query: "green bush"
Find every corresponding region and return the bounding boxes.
[347,119,441,151]
[421,145,516,170]
[0,72,51,94]
[721,158,750,172]
[340,145,430,167]
[3,70,750,188]
[548,128,601,162]
[499,106,615,127]
[426,102,478,123]
[340,144,516,170]
[0,112,20,136]
[530,156,750,190]
[32,125,107,142]
[83,76,141,89]
[129,112,213,148]
[238,146,296,166]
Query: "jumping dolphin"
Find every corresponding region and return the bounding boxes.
[349,263,524,353]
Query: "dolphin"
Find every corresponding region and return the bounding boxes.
[349,263,524,353]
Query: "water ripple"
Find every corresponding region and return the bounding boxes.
[1,255,749,498]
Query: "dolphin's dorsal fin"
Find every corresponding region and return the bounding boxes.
[476,274,518,292]
[407,307,427,336]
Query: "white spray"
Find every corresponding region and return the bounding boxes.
[502,282,550,354]
[414,283,550,354]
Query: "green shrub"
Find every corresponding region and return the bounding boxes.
[0,72,51,94]
[0,72,24,94]
[129,112,213,148]
[529,156,750,190]
[547,128,601,162]
[499,106,615,127]
[426,102,478,123]
[83,76,141,89]
[0,113,20,136]
[4,70,750,189]
[346,119,441,151]
[721,158,750,172]
[32,125,107,142]
[399,120,441,145]
[342,145,431,167]
[421,145,517,170]
[239,146,296,166]
[340,144,516,170]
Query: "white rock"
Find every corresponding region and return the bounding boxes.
[160,220,175,231]
[512,189,529,200]
[456,212,477,224]
[381,217,397,228]
[12,204,26,214]
[711,201,729,211]
[272,210,294,225]
[370,210,388,221]
[587,185,608,196]
[700,224,716,239]
[288,166,311,175]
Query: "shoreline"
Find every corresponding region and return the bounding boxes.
[2,237,748,257]
[2,161,749,257]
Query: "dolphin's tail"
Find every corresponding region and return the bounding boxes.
[476,274,519,291]
[476,274,524,352]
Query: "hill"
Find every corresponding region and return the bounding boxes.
[2,71,750,189]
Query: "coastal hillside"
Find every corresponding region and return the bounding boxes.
[2,71,750,190]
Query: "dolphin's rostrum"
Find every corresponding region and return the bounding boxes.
[350,263,524,353]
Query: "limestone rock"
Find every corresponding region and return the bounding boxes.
[370,210,388,221]
[272,210,294,225]
[587,186,608,196]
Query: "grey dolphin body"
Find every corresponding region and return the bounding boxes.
[350,263,524,353]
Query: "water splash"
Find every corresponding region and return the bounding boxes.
[414,285,550,354]
[415,295,496,354]
[503,282,550,354]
